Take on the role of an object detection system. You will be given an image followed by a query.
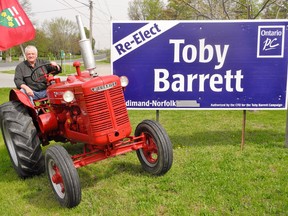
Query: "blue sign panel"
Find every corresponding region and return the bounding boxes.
[111,21,288,110]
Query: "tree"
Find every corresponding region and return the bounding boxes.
[128,0,283,21]
[84,27,95,50]
[163,0,194,20]
[42,18,80,58]
[165,0,262,20]
[261,0,288,19]
[30,29,50,57]
[128,0,146,20]
[128,0,166,20]
[168,0,287,20]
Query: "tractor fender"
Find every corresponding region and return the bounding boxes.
[9,89,35,110]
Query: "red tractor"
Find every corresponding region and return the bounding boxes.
[0,60,173,208]
[0,15,173,208]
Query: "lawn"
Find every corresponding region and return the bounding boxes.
[0,87,287,215]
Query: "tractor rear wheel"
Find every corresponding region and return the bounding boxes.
[135,120,173,175]
[0,101,44,178]
[45,145,81,208]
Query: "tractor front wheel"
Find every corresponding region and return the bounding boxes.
[135,120,173,176]
[45,145,81,208]
[0,101,44,178]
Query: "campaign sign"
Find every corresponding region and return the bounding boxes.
[111,21,288,110]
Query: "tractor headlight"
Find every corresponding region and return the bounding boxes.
[120,76,129,87]
[63,90,75,103]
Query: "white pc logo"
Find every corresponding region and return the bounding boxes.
[257,25,285,58]
[262,38,279,51]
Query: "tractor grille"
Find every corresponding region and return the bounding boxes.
[84,86,130,133]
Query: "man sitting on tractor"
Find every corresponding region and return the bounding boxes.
[14,45,60,104]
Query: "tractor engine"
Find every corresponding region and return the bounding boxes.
[66,105,87,134]
[40,71,132,146]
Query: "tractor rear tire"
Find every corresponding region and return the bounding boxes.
[135,120,173,176]
[45,145,81,208]
[0,101,44,178]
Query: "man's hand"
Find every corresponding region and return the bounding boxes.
[50,61,60,71]
[21,84,34,97]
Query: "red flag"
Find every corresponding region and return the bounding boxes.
[0,0,35,51]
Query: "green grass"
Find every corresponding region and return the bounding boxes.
[0,88,287,215]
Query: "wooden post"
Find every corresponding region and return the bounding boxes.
[241,110,246,150]
[285,107,288,148]
[156,110,159,122]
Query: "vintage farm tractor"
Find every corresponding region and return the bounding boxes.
[0,16,173,208]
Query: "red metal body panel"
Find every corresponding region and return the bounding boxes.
[46,73,132,146]
[9,89,34,108]
[9,89,38,120]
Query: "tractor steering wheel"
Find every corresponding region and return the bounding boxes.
[31,63,62,83]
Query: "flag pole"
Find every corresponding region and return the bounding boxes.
[20,44,26,60]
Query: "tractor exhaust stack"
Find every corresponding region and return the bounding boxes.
[76,15,97,76]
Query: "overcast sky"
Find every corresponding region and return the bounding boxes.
[29,0,131,49]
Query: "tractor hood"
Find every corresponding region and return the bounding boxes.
[46,73,122,105]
